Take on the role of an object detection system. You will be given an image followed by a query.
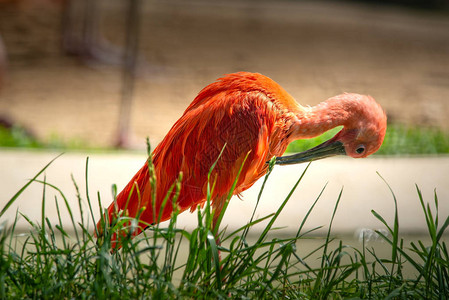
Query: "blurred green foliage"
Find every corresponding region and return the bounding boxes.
[287,124,449,155]
[0,125,41,148]
[0,125,91,150]
[1,123,448,154]
[378,124,449,155]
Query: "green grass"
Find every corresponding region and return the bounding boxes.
[287,124,449,155]
[0,125,41,148]
[1,123,449,155]
[0,151,448,299]
[0,125,95,150]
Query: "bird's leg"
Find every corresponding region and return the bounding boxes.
[211,196,228,261]
[211,196,228,244]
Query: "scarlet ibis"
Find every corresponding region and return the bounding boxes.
[98,72,387,246]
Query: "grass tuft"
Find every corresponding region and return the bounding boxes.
[0,151,448,298]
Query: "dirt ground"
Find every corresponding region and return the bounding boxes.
[0,0,448,148]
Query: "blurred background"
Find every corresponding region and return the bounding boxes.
[0,0,448,236]
[0,0,448,149]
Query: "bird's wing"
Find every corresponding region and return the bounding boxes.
[152,90,277,214]
[98,90,277,245]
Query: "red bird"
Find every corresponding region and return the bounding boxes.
[98,72,387,245]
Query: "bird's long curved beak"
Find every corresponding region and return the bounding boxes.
[275,139,346,165]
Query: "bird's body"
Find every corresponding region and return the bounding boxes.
[99,72,386,244]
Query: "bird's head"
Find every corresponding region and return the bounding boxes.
[275,94,387,164]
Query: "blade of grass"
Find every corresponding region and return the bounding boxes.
[213,150,250,236]
[207,231,222,289]
[0,153,63,218]
[256,162,311,245]
[377,172,400,292]
[242,157,276,239]
[296,182,328,239]
[41,175,46,236]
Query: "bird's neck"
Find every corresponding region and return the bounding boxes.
[291,95,358,140]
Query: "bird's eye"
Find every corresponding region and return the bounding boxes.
[356,145,365,154]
